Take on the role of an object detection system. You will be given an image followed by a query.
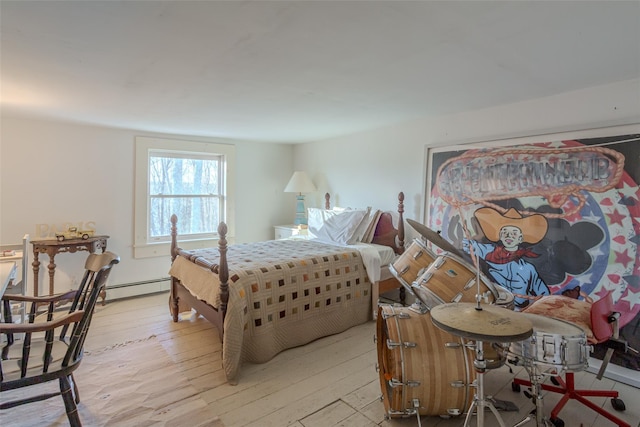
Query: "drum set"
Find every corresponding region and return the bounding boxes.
[376,220,591,427]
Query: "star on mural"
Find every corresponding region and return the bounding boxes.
[620,286,640,310]
[618,180,640,201]
[587,245,607,259]
[581,212,603,223]
[574,273,595,288]
[614,248,634,268]
[607,209,626,227]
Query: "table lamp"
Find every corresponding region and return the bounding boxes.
[284,171,316,225]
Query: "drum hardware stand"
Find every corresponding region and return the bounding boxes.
[408,300,429,314]
[408,285,430,313]
[462,338,509,427]
[412,399,423,427]
[463,263,506,427]
[382,399,424,427]
[461,262,510,427]
[512,366,553,427]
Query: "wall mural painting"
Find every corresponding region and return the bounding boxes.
[426,131,639,370]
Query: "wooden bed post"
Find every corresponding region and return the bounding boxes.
[217,222,229,323]
[170,214,180,322]
[397,192,405,253]
[325,192,330,209]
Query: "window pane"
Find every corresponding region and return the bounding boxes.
[149,155,219,195]
[150,196,220,238]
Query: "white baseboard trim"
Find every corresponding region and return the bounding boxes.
[105,278,171,301]
[587,357,640,389]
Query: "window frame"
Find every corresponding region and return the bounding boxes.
[134,136,235,259]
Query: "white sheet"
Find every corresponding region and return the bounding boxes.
[297,238,395,283]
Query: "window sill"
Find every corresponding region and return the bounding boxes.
[134,237,229,259]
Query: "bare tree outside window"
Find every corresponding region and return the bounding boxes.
[148,152,222,240]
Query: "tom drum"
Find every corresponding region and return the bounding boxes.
[389,239,436,298]
[411,252,498,309]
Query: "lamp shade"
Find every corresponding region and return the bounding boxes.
[284,171,317,193]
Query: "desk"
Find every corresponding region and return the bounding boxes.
[31,236,109,298]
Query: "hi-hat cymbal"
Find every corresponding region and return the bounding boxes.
[407,219,462,256]
[430,302,533,342]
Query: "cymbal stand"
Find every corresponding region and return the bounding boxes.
[461,253,508,427]
[463,338,507,427]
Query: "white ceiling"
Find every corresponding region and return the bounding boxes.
[1,1,639,143]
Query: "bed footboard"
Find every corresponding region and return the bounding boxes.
[169,215,229,340]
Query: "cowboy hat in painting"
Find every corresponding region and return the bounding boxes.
[474,207,548,244]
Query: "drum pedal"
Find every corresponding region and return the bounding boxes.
[489,397,519,412]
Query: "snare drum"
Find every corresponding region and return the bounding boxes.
[412,252,498,309]
[507,312,588,372]
[389,239,436,292]
[377,304,474,418]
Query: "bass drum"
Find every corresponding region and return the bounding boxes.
[376,305,475,418]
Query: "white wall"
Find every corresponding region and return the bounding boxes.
[294,79,640,240]
[2,79,638,297]
[0,115,294,296]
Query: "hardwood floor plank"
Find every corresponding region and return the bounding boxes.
[298,400,359,427]
[57,292,638,427]
[238,354,378,426]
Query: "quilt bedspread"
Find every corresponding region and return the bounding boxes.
[168,239,372,382]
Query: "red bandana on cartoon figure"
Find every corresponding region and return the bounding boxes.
[485,246,540,264]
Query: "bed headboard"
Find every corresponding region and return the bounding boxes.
[323,191,405,255]
[371,192,405,255]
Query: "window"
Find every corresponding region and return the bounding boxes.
[148,151,222,240]
[134,136,235,258]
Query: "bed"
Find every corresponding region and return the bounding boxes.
[168,192,405,383]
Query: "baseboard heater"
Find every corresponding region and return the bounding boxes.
[105,277,171,301]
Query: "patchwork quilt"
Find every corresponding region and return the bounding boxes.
[169,239,372,381]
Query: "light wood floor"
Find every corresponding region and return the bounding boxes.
[83,292,640,427]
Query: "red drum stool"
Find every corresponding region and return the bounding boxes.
[511,293,631,427]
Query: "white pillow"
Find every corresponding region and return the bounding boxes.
[307,208,368,245]
[362,209,382,243]
[307,208,329,234]
[350,207,376,244]
[329,206,381,244]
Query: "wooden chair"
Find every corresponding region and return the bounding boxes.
[1,251,119,427]
[512,292,631,427]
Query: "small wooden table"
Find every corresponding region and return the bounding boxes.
[31,235,109,298]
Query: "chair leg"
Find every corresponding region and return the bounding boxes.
[513,372,630,427]
[59,375,82,427]
[70,373,81,403]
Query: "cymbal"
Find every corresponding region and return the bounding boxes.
[430,302,533,342]
[407,219,462,256]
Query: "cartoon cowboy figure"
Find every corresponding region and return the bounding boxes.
[462,207,550,310]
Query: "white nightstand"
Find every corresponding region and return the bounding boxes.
[274,224,309,240]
